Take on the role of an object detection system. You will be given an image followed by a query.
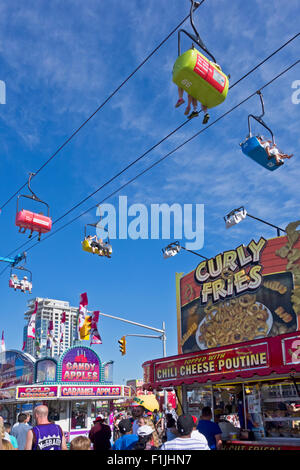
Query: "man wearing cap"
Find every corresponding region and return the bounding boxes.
[111,419,138,450]
[160,415,210,450]
[89,414,111,451]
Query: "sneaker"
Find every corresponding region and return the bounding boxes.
[175,98,185,108]
[202,113,210,124]
[188,110,199,119]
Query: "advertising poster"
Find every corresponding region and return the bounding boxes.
[177,223,300,354]
[59,347,101,382]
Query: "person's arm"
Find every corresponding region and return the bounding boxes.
[215,433,222,450]
[61,431,68,450]
[0,416,3,450]
[24,429,34,450]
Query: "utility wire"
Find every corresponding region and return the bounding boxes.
[0,5,204,211]
[5,33,300,258]
[15,60,299,258]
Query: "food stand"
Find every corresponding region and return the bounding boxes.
[143,225,300,449]
[0,346,133,443]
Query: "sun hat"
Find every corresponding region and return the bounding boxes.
[137,425,153,437]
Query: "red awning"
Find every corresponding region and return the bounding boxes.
[142,332,300,389]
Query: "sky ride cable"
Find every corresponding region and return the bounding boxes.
[3,31,300,260]
[11,59,299,259]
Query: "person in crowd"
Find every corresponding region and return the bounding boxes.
[196,406,222,450]
[11,412,32,450]
[2,439,15,450]
[190,415,209,444]
[165,403,178,422]
[237,391,258,439]
[160,414,210,450]
[111,419,138,450]
[70,436,91,450]
[113,413,122,441]
[132,425,158,450]
[0,416,4,450]
[89,414,111,451]
[25,405,67,450]
[131,405,146,435]
[156,411,166,440]
[165,416,177,441]
[4,422,18,449]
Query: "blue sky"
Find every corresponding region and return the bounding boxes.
[0,0,299,385]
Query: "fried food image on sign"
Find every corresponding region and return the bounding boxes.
[274,306,293,323]
[264,280,287,295]
[198,294,270,349]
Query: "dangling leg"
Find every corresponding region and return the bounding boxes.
[28,230,33,239]
[201,104,210,124]
[184,95,193,116]
[175,87,185,108]
[188,98,200,119]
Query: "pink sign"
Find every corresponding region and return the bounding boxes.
[17,386,58,399]
[60,347,100,382]
[61,386,122,397]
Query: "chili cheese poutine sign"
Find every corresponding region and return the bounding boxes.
[177,222,300,354]
[154,342,269,382]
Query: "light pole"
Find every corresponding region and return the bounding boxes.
[224,207,286,236]
[162,241,208,260]
[85,310,168,407]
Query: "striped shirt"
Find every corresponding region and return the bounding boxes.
[160,436,210,450]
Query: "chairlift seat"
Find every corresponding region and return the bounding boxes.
[172,48,229,108]
[16,209,52,233]
[241,136,280,171]
[82,239,110,257]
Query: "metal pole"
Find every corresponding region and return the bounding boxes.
[162,321,168,408]
[246,213,285,235]
[87,310,164,334]
[180,246,208,259]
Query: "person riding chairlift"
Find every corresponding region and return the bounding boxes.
[175,87,209,123]
[10,274,20,290]
[257,136,293,166]
[21,276,32,294]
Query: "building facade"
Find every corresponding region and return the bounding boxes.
[23,298,79,360]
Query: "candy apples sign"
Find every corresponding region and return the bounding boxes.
[177,222,300,354]
[60,347,100,382]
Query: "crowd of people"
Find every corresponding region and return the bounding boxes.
[0,402,239,451]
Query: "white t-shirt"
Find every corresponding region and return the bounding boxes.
[260,140,270,150]
[191,429,209,444]
[269,147,279,156]
[161,436,210,451]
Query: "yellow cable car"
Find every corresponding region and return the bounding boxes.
[173,1,229,114]
[81,222,112,258]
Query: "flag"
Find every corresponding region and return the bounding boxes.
[46,320,58,349]
[60,312,66,344]
[0,331,5,353]
[90,311,102,345]
[27,301,38,339]
[22,341,26,351]
[78,293,92,340]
